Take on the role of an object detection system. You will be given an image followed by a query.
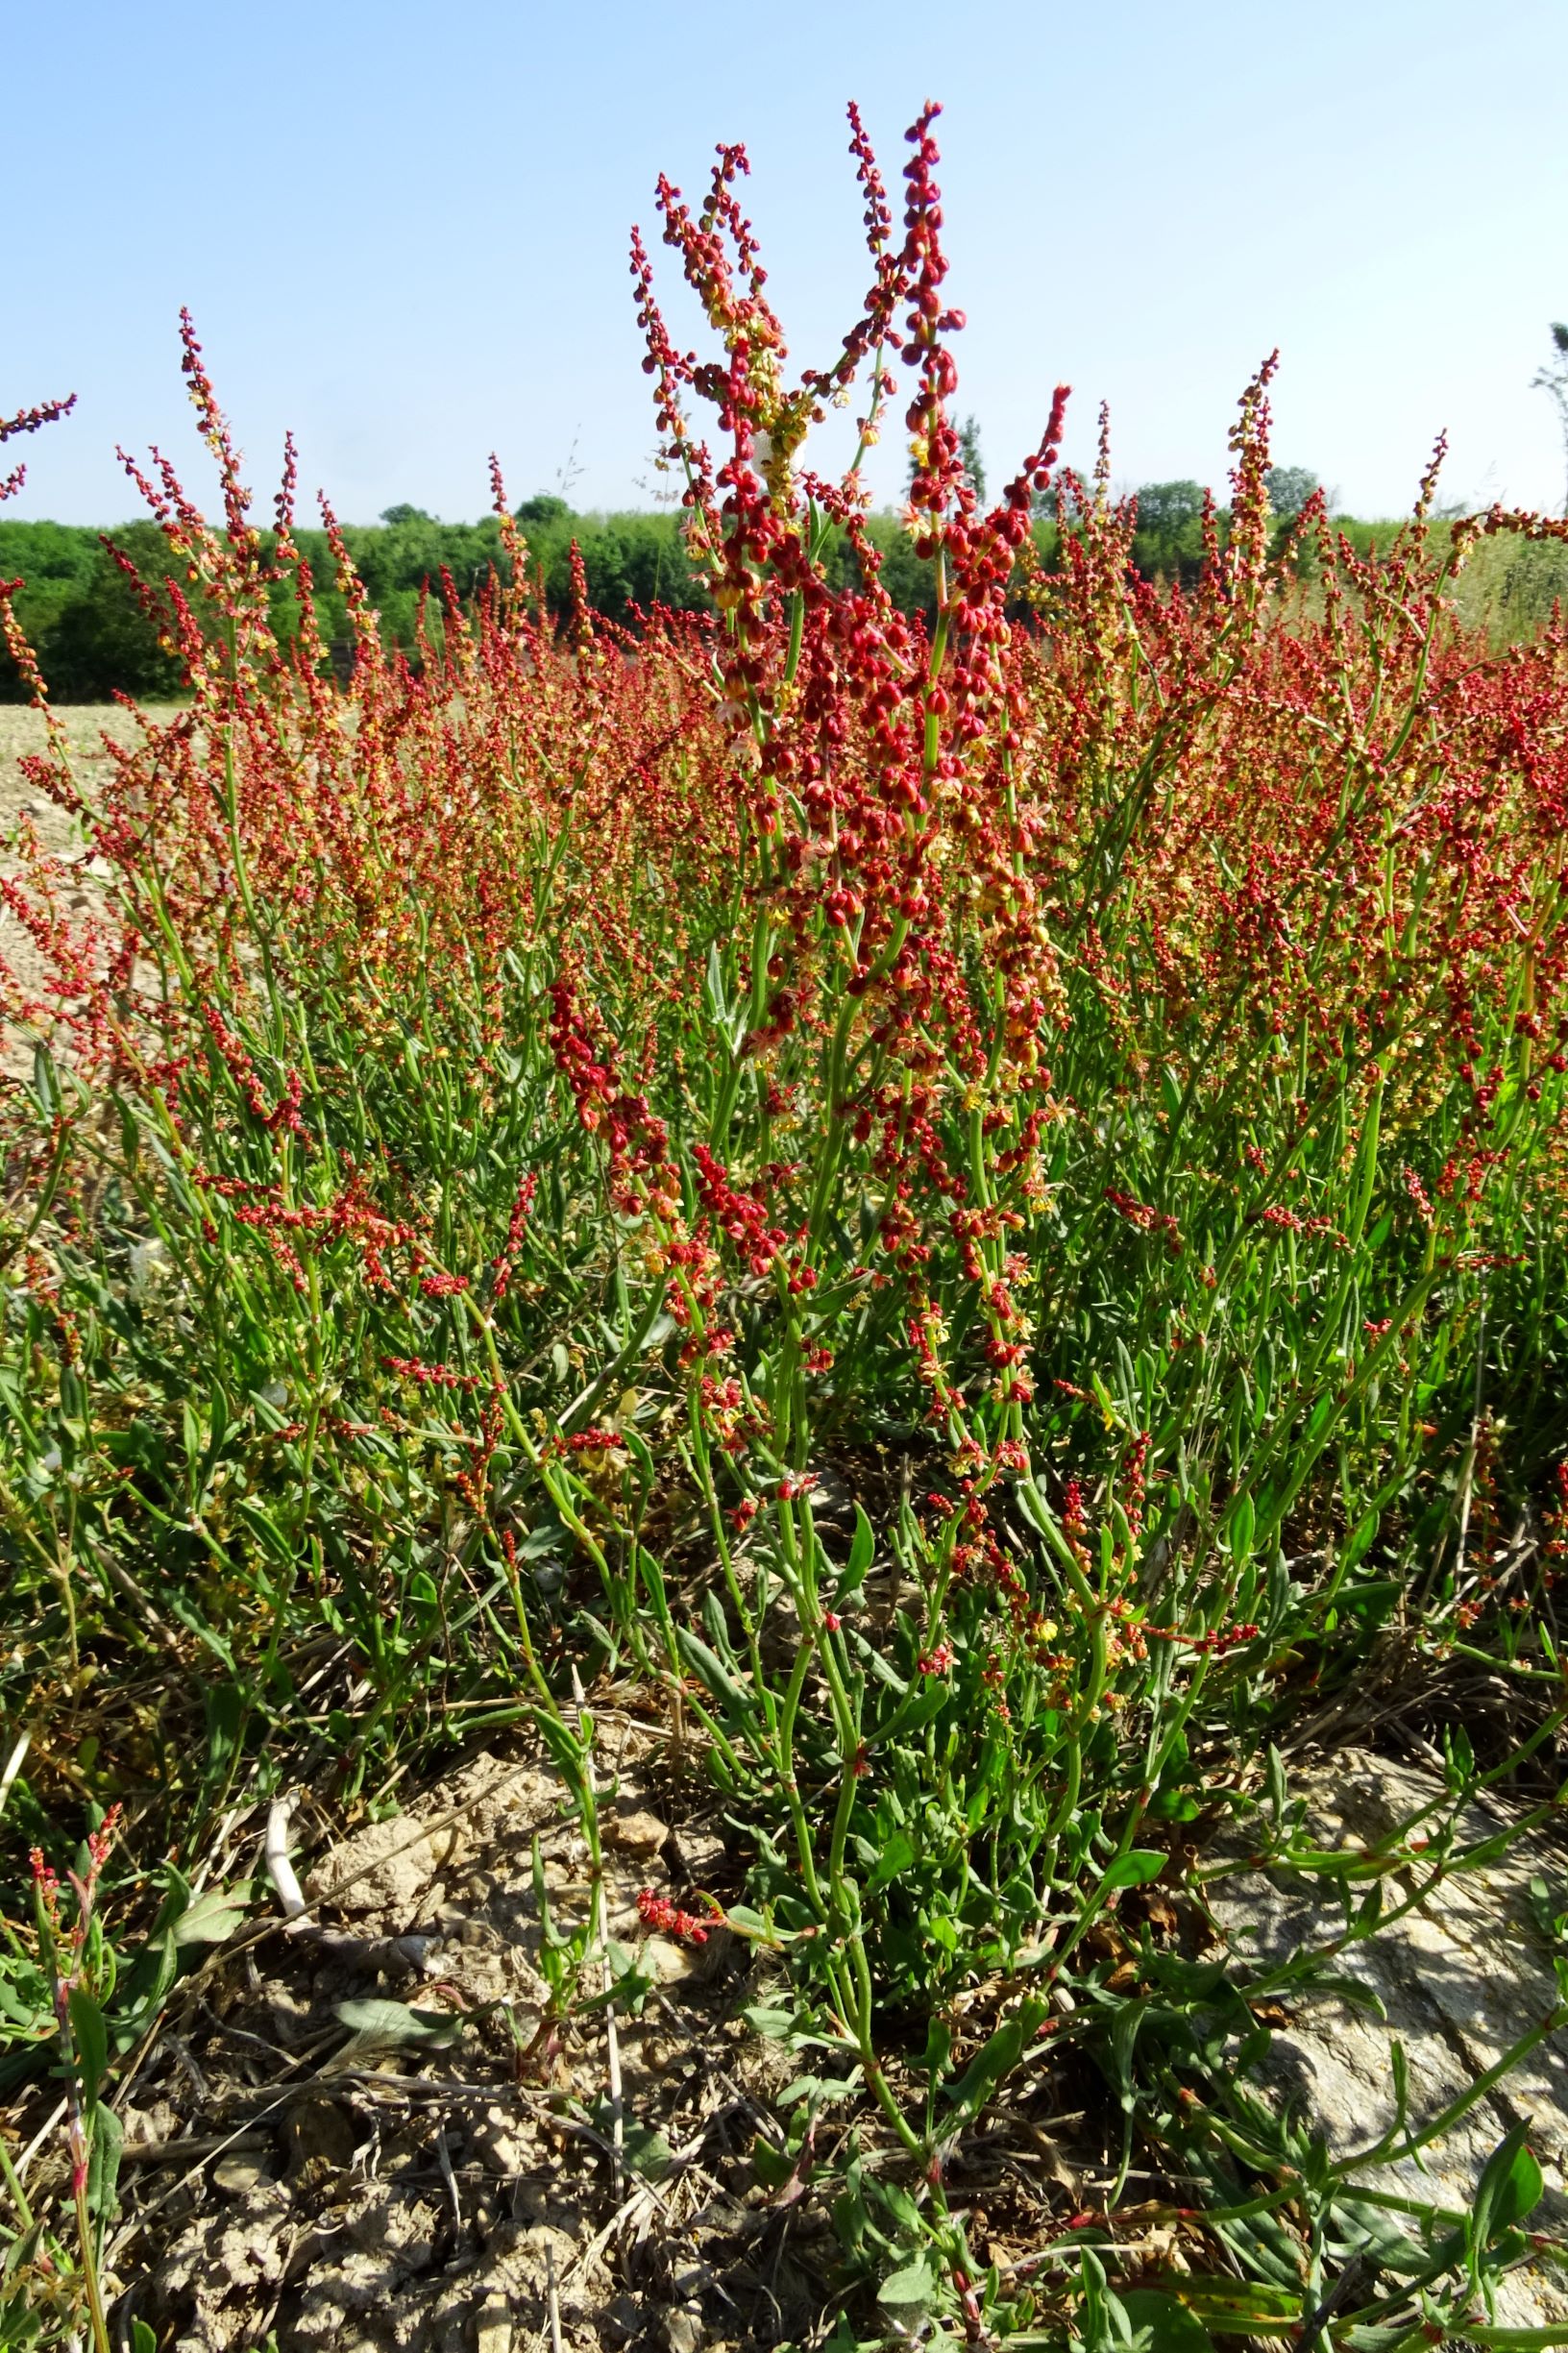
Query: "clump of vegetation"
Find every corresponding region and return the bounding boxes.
[3,102,1568,2351]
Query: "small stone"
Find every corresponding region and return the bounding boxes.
[212,2153,273,2195]
[641,1933,698,1985]
[473,2101,529,2176]
[119,2097,180,2148]
[305,1811,469,1918]
[663,2311,704,2353]
[474,2294,512,2353]
[605,1806,669,1857]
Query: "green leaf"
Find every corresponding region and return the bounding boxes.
[742,2005,801,2042]
[838,1505,874,1601]
[1329,2195,1445,2277]
[622,2119,674,2181]
[532,1708,589,1782]
[67,1987,108,2111]
[674,1626,755,1719]
[1340,1507,1381,1574]
[1474,2121,1544,2244]
[1102,1850,1166,1893]
[878,2258,937,2308]
[752,2134,795,2191]
[832,2164,869,2255]
[577,1941,656,2015]
[866,1830,915,1895]
[333,1998,463,2051]
[1111,1997,1143,2117]
[171,1884,248,1948]
[1147,1787,1201,1823]
[1302,1394,1335,1453]
[872,2180,925,2237]
[724,1903,780,1944]
[1227,1493,1255,1566]
[921,2017,953,2086]
[945,1998,1047,2128]
[30,1042,61,1119]
[1119,2291,1218,2353]
[697,1593,741,1673]
[1458,2330,1568,2350]
[778,2071,862,2109]
[86,2097,122,2221]
[123,1929,182,2044]
[845,1623,908,1695]
[234,1495,293,1561]
[1161,2278,1301,2333]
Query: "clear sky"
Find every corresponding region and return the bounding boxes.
[7,0,1568,527]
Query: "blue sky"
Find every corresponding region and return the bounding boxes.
[8,0,1568,526]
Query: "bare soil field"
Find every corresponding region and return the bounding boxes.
[0,701,186,834]
[0,702,184,1075]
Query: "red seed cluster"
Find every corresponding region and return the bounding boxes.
[636,1887,710,1945]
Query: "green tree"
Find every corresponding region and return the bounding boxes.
[1264,464,1320,520]
[1130,480,1209,588]
[35,528,186,701]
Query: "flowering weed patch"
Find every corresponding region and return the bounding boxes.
[3,103,1568,2351]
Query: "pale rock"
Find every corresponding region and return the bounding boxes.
[641,1933,700,1985]
[211,2153,274,2195]
[472,2100,530,2177]
[1209,1748,1568,2328]
[120,2096,181,2148]
[305,1811,469,1919]
[473,2294,512,2353]
[604,1804,670,1858]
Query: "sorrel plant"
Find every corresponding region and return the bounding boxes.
[4,101,1568,2347]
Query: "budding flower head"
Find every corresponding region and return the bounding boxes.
[30,1849,60,1921]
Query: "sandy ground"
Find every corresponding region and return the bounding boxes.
[0,699,185,837]
[1,1734,881,2353]
[0,702,184,1075]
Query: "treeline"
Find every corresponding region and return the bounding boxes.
[2,473,1559,700]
